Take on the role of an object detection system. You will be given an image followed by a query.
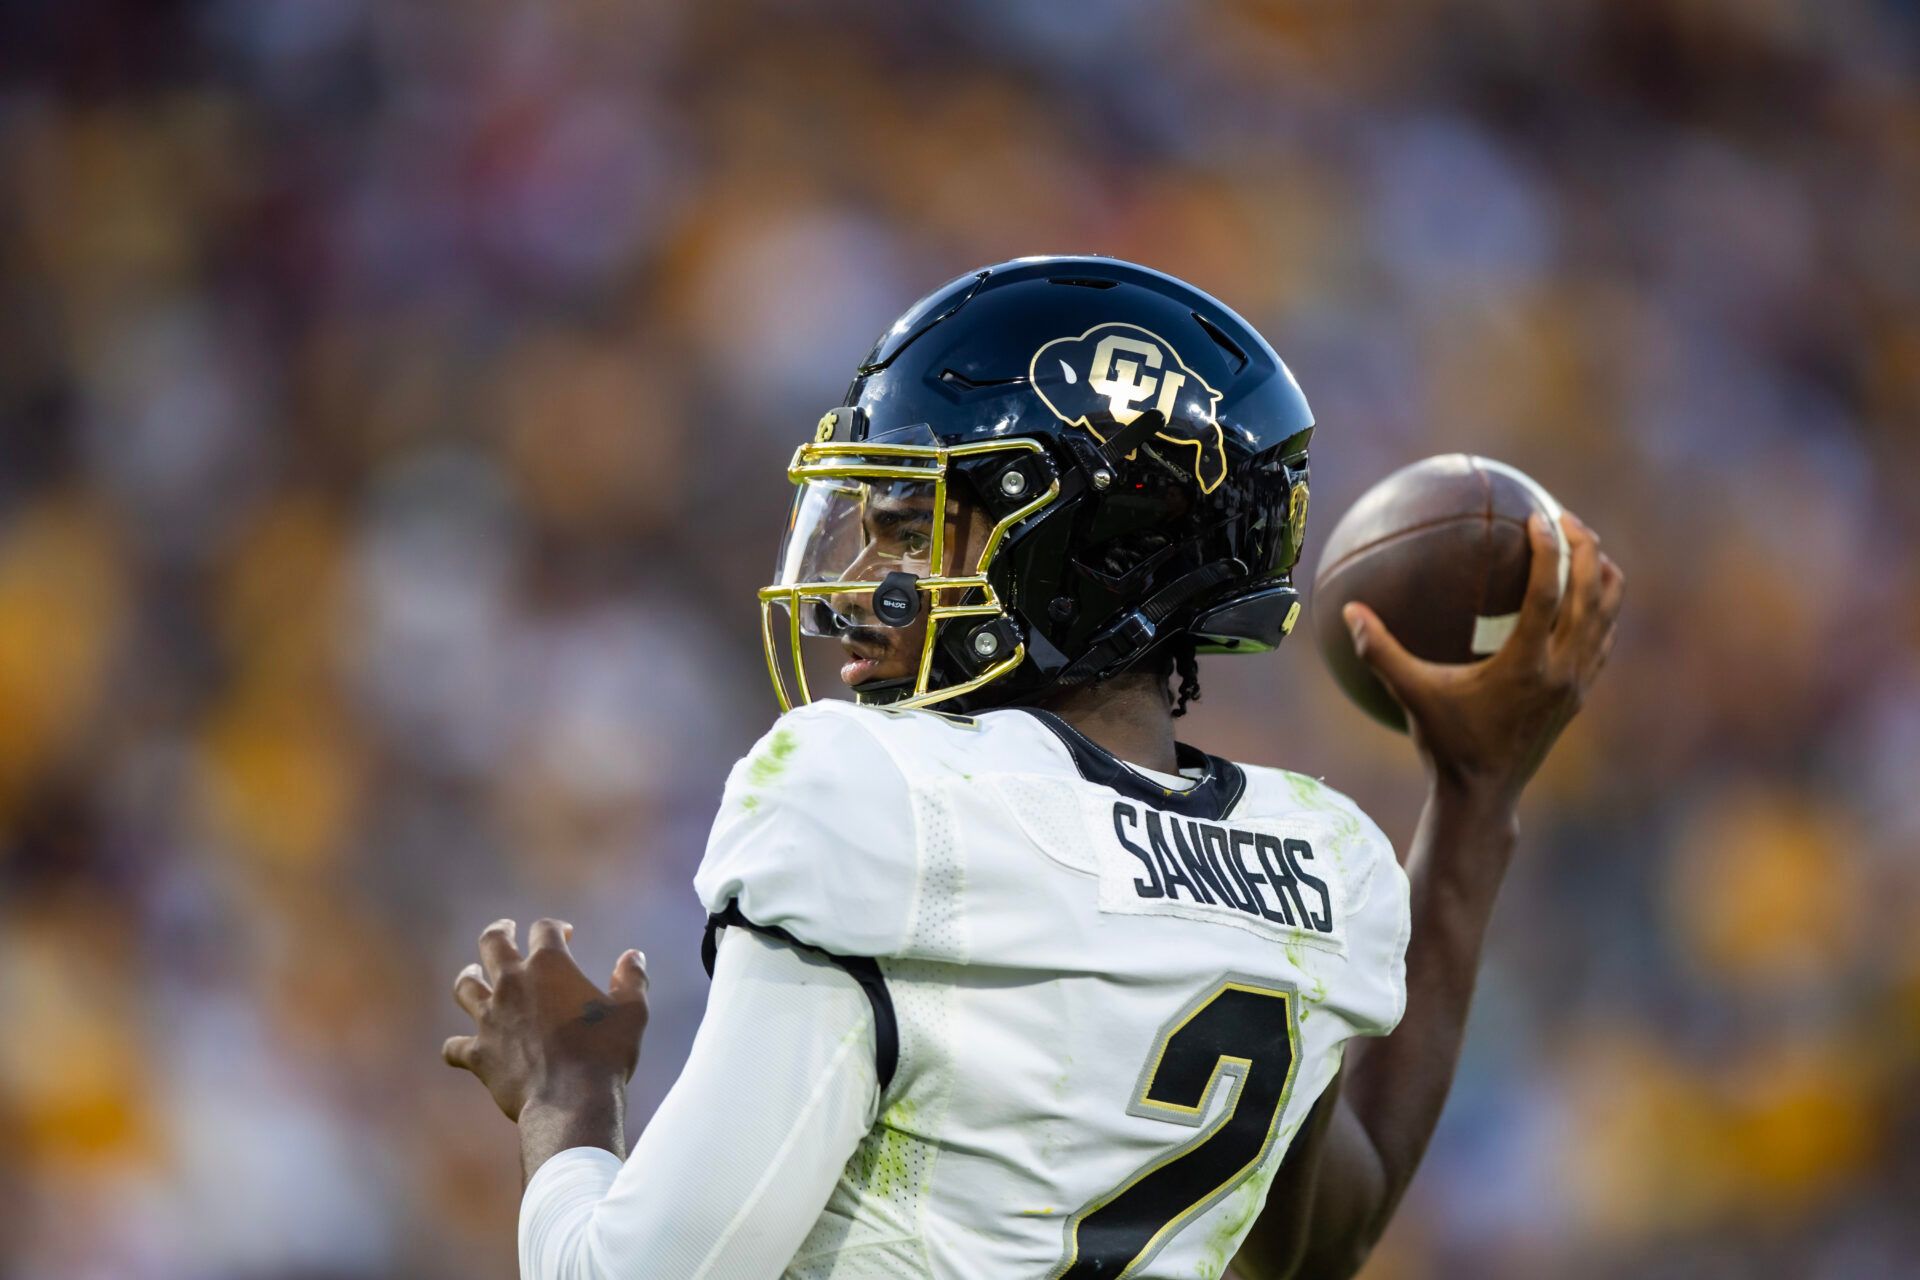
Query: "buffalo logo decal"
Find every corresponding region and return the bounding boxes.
[1029,323,1228,493]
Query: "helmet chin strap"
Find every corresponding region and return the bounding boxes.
[1053,559,1247,690]
[852,675,918,705]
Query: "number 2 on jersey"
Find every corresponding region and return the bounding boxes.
[1053,978,1300,1279]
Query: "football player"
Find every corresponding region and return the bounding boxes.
[443,257,1623,1279]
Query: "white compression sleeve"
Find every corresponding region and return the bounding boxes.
[518,928,881,1280]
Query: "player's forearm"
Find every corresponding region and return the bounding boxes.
[1237,780,1517,1280]
[1295,780,1518,1276]
[519,1077,628,1186]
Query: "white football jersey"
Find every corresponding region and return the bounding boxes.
[694,700,1409,1280]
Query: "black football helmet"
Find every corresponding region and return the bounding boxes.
[760,255,1315,713]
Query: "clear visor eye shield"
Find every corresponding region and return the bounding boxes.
[758,412,1059,711]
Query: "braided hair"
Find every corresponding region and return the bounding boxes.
[1168,634,1202,719]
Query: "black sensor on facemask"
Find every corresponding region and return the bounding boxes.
[871,570,921,627]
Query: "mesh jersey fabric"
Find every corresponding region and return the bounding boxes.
[693,701,1410,1280]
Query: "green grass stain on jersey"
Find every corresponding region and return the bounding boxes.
[1197,1161,1279,1277]
[745,728,799,786]
[1297,974,1327,1024]
[847,1097,920,1200]
[1287,772,1364,846]
[1284,772,1326,807]
[740,793,761,813]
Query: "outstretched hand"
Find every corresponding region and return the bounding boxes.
[443,918,650,1123]
[1343,510,1624,806]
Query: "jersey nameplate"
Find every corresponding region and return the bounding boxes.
[1093,797,1348,953]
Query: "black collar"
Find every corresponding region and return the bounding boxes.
[1018,708,1246,822]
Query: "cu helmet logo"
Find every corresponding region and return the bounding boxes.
[1029,322,1228,494]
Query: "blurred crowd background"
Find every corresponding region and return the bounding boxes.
[2,0,1917,1276]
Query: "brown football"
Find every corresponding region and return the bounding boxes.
[1311,454,1567,731]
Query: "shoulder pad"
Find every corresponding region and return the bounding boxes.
[694,702,916,959]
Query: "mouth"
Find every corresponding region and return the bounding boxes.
[838,628,892,688]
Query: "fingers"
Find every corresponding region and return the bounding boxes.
[442,1034,476,1071]
[527,918,573,957]
[1507,512,1569,653]
[478,918,520,984]
[453,963,491,1019]
[1550,499,1625,689]
[1550,511,1604,649]
[1343,602,1434,704]
[1581,557,1625,684]
[1597,553,1626,624]
[1590,619,1620,681]
[609,949,649,1002]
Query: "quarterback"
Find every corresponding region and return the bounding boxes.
[442,257,1623,1278]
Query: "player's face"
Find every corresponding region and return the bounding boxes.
[831,489,993,691]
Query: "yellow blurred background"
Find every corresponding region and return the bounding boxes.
[1,1,1917,1276]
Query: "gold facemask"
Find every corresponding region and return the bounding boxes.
[759,419,1059,712]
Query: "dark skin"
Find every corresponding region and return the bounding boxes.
[444,496,1624,1280]
[1231,509,1623,1279]
[442,918,650,1177]
[828,488,999,697]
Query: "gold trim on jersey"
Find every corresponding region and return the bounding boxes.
[1049,976,1303,1280]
